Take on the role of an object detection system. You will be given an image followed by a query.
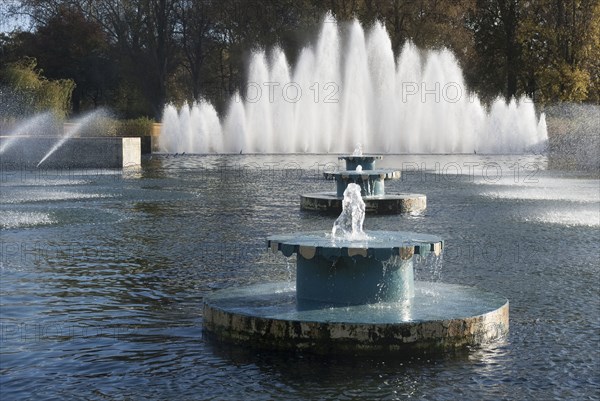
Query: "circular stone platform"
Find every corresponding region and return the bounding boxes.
[301,192,426,214]
[202,281,509,354]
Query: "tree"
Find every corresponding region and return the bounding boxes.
[468,0,520,100]
[0,57,75,118]
[19,5,114,113]
[519,0,600,103]
[91,0,180,118]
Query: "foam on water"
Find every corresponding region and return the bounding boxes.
[0,211,56,228]
[160,14,548,154]
[526,209,600,227]
[479,182,600,203]
[0,190,114,204]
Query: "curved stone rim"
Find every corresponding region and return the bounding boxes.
[338,155,384,161]
[324,169,401,180]
[202,281,510,355]
[338,169,401,178]
[267,230,443,259]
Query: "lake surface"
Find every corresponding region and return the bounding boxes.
[1,154,598,400]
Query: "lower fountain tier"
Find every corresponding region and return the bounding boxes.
[268,230,442,305]
[203,281,509,354]
[300,192,426,214]
[296,253,415,305]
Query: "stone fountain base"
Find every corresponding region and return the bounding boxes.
[203,281,509,354]
[300,192,426,214]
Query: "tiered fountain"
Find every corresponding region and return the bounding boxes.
[203,184,508,354]
[301,145,426,214]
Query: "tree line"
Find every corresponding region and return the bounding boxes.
[1,0,598,120]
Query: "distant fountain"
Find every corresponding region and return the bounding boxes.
[160,14,548,154]
[302,150,426,214]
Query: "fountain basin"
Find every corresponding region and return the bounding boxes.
[301,192,426,214]
[0,136,141,169]
[203,281,509,354]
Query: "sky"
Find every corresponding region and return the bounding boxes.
[0,1,31,34]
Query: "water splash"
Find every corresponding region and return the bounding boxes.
[332,183,367,240]
[37,110,107,167]
[0,112,58,154]
[160,14,548,154]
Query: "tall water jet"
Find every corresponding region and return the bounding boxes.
[160,14,548,154]
[313,12,341,153]
[340,19,372,151]
[367,21,396,153]
[159,104,181,152]
[245,50,273,153]
[395,41,423,153]
[222,93,246,154]
[270,47,294,153]
[292,47,318,152]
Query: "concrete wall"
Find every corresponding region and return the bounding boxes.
[0,137,141,169]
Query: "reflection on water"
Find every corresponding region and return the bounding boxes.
[1,154,598,400]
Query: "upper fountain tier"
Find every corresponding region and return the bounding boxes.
[333,170,400,197]
[339,155,383,170]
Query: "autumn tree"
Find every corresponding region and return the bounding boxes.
[17,5,114,112]
[519,0,600,103]
[0,57,75,118]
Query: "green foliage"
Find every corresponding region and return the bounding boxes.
[73,116,154,137]
[517,0,600,104]
[1,57,75,118]
[118,117,155,137]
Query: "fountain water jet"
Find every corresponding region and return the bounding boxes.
[160,14,548,154]
[0,108,141,169]
[0,112,58,154]
[37,109,108,167]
